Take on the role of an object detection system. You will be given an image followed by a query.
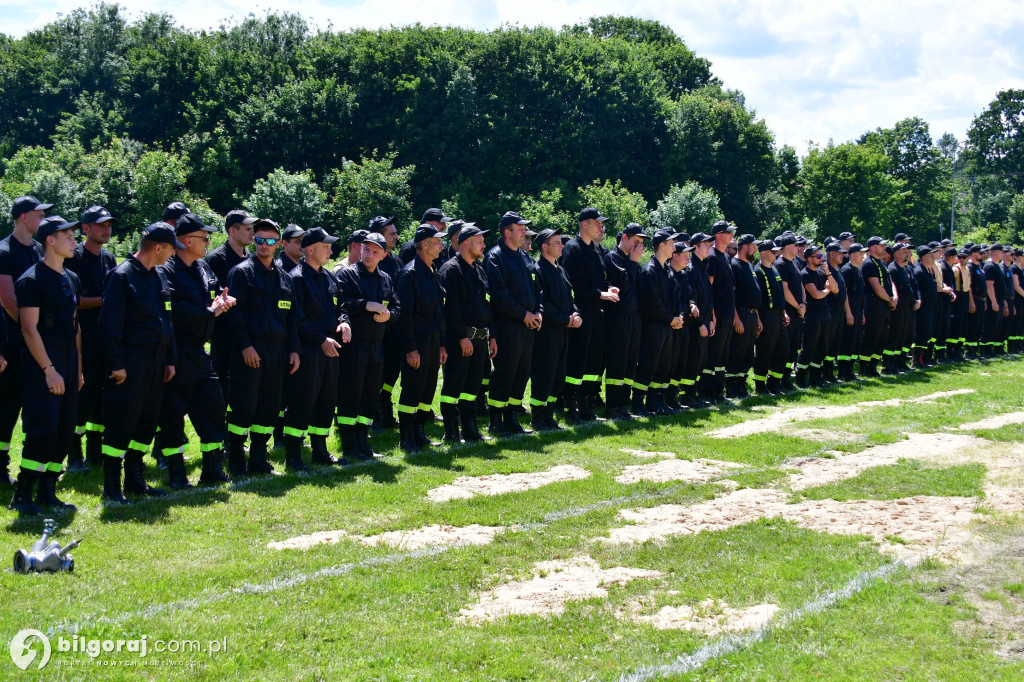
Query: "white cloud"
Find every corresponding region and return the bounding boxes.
[5,0,1023,157]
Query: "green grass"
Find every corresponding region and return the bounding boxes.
[793,460,988,502]
[1,356,1024,679]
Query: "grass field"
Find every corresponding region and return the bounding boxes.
[4,357,1024,680]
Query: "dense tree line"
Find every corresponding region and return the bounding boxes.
[1,5,1022,250]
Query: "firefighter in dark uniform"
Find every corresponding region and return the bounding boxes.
[983,244,1009,356]
[8,216,81,515]
[162,201,190,227]
[752,239,789,395]
[667,240,697,407]
[437,225,496,442]
[205,209,255,394]
[726,233,761,398]
[559,207,619,423]
[1011,249,1024,353]
[797,245,838,387]
[224,219,300,477]
[966,245,988,358]
[336,232,399,461]
[680,233,715,406]
[912,245,940,367]
[99,222,180,503]
[633,227,684,415]
[156,213,236,489]
[371,216,404,429]
[531,228,582,429]
[949,249,972,360]
[703,221,737,402]
[398,208,453,265]
[887,243,919,373]
[64,205,117,472]
[277,224,304,273]
[601,223,646,420]
[860,236,896,377]
[283,227,348,471]
[0,195,50,487]
[774,233,806,391]
[822,242,850,383]
[935,245,956,362]
[395,225,448,453]
[838,243,867,381]
[436,220,463,266]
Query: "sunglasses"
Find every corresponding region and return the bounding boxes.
[814,253,825,259]
[254,236,279,246]
[188,235,210,243]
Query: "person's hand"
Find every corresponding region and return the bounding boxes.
[211,288,236,316]
[440,346,448,365]
[0,355,7,373]
[79,372,85,390]
[969,300,976,314]
[288,352,300,374]
[913,299,921,311]
[846,311,854,326]
[734,320,744,335]
[460,338,474,357]
[783,312,791,326]
[600,290,619,302]
[699,324,709,338]
[164,365,175,383]
[109,368,127,385]
[488,337,498,359]
[1004,302,1010,318]
[690,303,700,318]
[242,346,261,368]
[523,311,542,329]
[798,303,806,318]
[336,322,352,343]
[373,308,390,323]
[321,337,342,357]
[671,315,683,330]
[406,350,420,369]
[45,366,65,395]
[756,318,763,336]
[569,312,583,329]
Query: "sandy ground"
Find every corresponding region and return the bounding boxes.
[268,524,506,551]
[615,458,744,485]
[457,556,663,624]
[620,448,677,459]
[427,465,591,502]
[785,433,989,490]
[709,389,976,438]
[957,411,1024,431]
[624,597,781,635]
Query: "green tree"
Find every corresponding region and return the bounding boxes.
[323,151,415,237]
[650,181,724,235]
[243,168,326,228]
[966,89,1024,192]
[577,179,649,232]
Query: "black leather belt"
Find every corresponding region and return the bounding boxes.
[467,327,489,340]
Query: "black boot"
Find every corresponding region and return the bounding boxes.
[504,406,533,435]
[754,380,769,396]
[399,412,420,454]
[152,443,168,470]
[441,403,464,444]
[67,435,90,473]
[459,404,491,442]
[166,453,193,490]
[356,425,381,459]
[664,388,683,411]
[543,404,563,430]
[284,435,310,473]
[102,456,129,504]
[414,412,441,448]
[85,431,103,469]
[199,448,231,485]
[247,433,277,475]
[0,450,15,486]
[339,425,360,463]
[376,394,398,429]
[226,433,247,478]
[36,469,75,511]
[578,394,603,422]
[562,394,582,425]
[123,450,168,497]
[310,434,339,465]
[631,391,652,417]
[488,407,508,438]
[8,470,42,515]
[531,405,552,432]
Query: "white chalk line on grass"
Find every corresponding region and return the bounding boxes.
[618,556,920,682]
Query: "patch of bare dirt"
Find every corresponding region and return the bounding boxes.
[623,597,780,635]
[708,389,975,438]
[958,411,1024,431]
[456,556,663,624]
[790,428,863,443]
[427,465,591,502]
[620,448,676,459]
[268,524,506,551]
[615,458,744,485]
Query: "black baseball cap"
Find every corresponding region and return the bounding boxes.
[737,233,757,247]
[893,242,912,252]
[301,227,339,247]
[174,213,216,236]
[957,249,970,258]
[253,218,281,235]
[847,243,867,254]
[757,239,781,252]
[11,196,53,220]
[892,232,910,242]
[653,227,683,245]
[533,227,563,250]
[37,215,80,242]
[162,201,190,221]
[775,234,796,247]
[368,216,395,231]
[578,207,609,223]
[916,245,935,258]
[282,224,305,240]
[621,223,650,239]
[445,219,466,238]
[794,236,808,247]
[689,232,714,244]
[969,244,983,254]
[944,247,958,258]
[825,242,846,253]
[422,207,452,223]
[673,241,694,253]
[838,231,855,240]
[803,245,822,260]
[990,243,1005,252]
[865,236,887,247]
[81,205,117,224]
[362,232,387,250]
[414,224,446,242]
[498,211,531,230]
[348,229,369,245]
[711,220,736,235]
[456,224,489,242]
[142,222,186,249]
[225,209,256,229]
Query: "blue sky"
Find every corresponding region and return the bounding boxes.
[4,0,1023,156]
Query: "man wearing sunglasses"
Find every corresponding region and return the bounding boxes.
[155,213,236,489]
[796,245,838,388]
[224,219,300,477]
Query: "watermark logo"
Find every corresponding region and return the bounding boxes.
[10,629,51,671]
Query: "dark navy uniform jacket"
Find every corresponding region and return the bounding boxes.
[336,261,399,346]
[688,256,714,327]
[638,257,675,325]
[536,257,577,328]
[754,262,785,314]
[602,246,638,317]
[395,256,445,352]
[438,255,491,347]
[160,255,220,347]
[66,243,116,333]
[99,255,176,370]
[0,234,42,341]
[861,257,894,302]
[225,255,299,354]
[290,261,343,348]
[486,242,541,324]
[913,263,938,309]
[559,236,606,310]
[732,257,762,311]
[841,262,865,317]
